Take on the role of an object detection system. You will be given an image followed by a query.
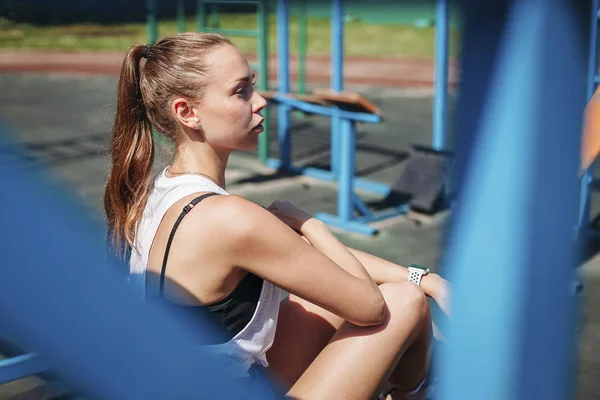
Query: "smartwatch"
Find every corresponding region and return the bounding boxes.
[408,264,429,286]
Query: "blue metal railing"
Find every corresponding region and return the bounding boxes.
[579,0,600,236]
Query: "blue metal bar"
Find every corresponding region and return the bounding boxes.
[0,353,48,384]
[302,167,392,195]
[579,0,600,231]
[352,205,408,223]
[309,119,401,235]
[330,0,344,178]
[587,0,598,104]
[433,0,450,151]
[315,198,408,234]
[437,1,584,399]
[277,0,292,169]
[265,159,392,196]
[331,0,344,93]
[579,171,592,230]
[352,193,373,217]
[271,93,382,123]
[338,119,354,222]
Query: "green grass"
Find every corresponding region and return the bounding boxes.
[0,14,460,57]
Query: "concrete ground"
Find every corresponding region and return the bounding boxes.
[0,72,598,399]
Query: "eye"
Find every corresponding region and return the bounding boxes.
[236,82,254,98]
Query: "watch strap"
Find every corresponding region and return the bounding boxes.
[408,264,429,286]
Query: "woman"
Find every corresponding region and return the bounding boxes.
[104,32,450,399]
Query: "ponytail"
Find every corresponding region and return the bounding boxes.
[104,44,155,261]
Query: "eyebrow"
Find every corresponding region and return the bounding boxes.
[233,72,256,84]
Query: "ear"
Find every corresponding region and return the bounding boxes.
[171,97,200,129]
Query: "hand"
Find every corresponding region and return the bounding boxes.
[267,200,314,232]
[429,274,451,317]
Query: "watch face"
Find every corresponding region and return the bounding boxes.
[409,264,428,271]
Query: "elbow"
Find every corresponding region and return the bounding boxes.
[356,291,387,327]
[370,294,388,326]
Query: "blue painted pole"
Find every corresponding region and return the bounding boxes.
[277,0,291,169]
[579,0,599,232]
[437,1,585,400]
[338,118,355,223]
[433,0,450,151]
[330,0,344,177]
[587,0,599,102]
[331,0,343,93]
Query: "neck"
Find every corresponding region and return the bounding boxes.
[171,143,229,189]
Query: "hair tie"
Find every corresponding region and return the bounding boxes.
[143,44,152,59]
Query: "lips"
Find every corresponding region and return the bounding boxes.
[251,118,265,133]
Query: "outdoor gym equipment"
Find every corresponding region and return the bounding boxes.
[385,0,452,214]
[0,1,588,398]
[263,0,451,235]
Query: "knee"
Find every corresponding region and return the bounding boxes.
[378,282,429,320]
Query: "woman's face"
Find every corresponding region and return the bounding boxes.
[194,44,267,152]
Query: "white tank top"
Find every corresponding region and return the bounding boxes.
[129,167,280,371]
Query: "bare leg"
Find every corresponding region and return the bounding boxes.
[266,294,344,388]
[281,282,430,400]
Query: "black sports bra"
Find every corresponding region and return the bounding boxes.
[151,193,264,342]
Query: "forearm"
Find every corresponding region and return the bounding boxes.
[347,247,439,298]
[301,219,376,285]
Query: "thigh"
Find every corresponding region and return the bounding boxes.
[266,294,345,389]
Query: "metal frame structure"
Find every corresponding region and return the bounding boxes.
[436,1,585,400]
[267,0,451,235]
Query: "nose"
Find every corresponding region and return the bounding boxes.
[252,90,268,113]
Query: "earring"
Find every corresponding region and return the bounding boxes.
[194,123,202,130]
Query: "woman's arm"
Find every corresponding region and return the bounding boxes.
[268,201,376,286]
[346,248,437,295]
[347,248,451,316]
[267,201,450,316]
[211,196,386,327]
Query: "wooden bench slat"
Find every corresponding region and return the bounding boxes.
[313,88,384,118]
[257,89,384,120]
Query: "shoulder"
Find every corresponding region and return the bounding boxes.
[175,193,273,241]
